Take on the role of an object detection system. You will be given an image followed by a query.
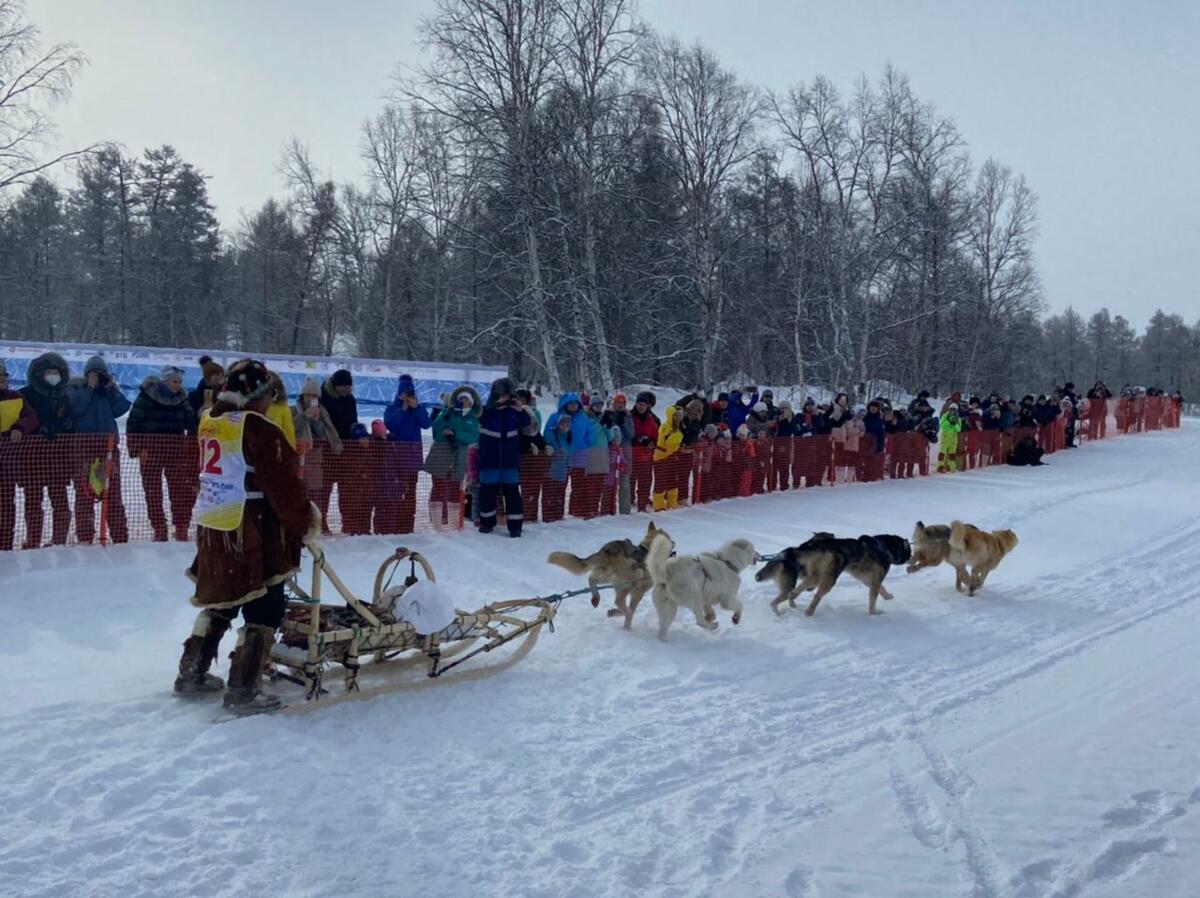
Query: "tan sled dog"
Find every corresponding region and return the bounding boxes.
[547,521,659,629]
[949,520,1019,596]
[645,529,757,641]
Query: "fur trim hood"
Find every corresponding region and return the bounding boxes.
[139,375,189,407]
[25,352,70,395]
[449,384,482,418]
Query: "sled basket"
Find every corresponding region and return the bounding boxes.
[271,545,556,715]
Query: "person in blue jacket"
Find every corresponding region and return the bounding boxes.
[724,386,758,432]
[477,377,532,537]
[544,392,597,518]
[67,355,131,544]
[383,373,432,534]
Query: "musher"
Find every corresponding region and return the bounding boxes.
[173,359,319,715]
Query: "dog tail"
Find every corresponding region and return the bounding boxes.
[546,551,591,575]
[949,520,970,552]
[645,534,673,585]
[754,558,783,582]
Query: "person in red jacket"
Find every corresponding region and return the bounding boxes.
[629,391,660,513]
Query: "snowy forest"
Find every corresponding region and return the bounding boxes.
[0,0,1195,398]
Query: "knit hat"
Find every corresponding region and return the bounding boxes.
[589,395,605,409]
[716,392,730,403]
[753,402,767,414]
[351,422,369,440]
[736,424,750,438]
[331,369,353,388]
[396,373,416,398]
[219,359,271,407]
[202,360,224,381]
[762,389,774,399]
[300,377,321,397]
[612,393,627,406]
[160,364,184,382]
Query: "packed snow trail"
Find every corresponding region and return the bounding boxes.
[1,425,1197,898]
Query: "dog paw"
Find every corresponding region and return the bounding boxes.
[804,609,815,617]
[591,596,600,608]
[606,608,622,617]
[732,613,741,625]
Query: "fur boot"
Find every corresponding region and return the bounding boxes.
[174,611,231,694]
[223,624,282,715]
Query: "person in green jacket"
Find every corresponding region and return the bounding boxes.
[424,385,481,529]
[938,405,964,473]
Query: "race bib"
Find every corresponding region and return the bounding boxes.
[194,411,253,531]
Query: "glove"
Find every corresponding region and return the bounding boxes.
[544,445,554,456]
[9,430,21,444]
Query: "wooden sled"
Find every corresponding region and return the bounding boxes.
[271,546,557,716]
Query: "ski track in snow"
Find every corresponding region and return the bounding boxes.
[1,425,1198,897]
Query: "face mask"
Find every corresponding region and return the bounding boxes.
[44,372,61,387]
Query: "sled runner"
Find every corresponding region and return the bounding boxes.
[268,545,558,715]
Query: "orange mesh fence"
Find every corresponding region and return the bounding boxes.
[0,403,1182,551]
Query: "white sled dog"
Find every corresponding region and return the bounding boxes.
[645,529,757,641]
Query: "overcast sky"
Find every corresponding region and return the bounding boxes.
[27,0,1200,328]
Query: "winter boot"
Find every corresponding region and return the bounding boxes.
[174,611,231,694]
[652,491,667,512]
[222,624,283,716]
[666,488,679,510]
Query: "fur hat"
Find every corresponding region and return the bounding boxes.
[753,402,767,414]
[636,391,655,406]
[219,359,272,407]
[202,360,224,381]
[457,390,475,408]
[488,377,515,407]
[331,369,353,388]
[300,376,321,397]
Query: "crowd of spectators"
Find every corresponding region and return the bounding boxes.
[0,351,1185,549]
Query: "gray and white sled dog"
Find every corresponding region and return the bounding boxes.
[645,529,757,641]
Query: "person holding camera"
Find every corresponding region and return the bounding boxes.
[424,385,480,530]
[67,355,132,543]
[19,352,75,548]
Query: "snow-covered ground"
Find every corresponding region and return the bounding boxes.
[2,425,1197,898]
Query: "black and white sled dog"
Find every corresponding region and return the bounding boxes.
[756,532,911,617]
[645,529,758,641]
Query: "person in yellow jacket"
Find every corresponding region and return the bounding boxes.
[265,372,297,450]
[937,406,964,473]
[652,406,685,510]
